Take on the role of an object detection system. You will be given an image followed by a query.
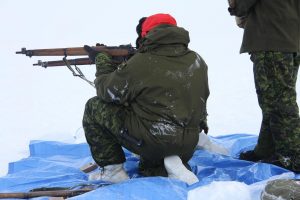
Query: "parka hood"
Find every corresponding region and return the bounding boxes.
[139,25,191,56]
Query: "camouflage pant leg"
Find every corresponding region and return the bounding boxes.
[251,52,300,171]
[82,96,126,167]
[251,52,276,157]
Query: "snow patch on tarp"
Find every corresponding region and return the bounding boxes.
[188,172,295,200]
[72,177,188,200]
[0,133,298,200]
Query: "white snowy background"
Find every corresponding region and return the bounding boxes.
[0,1,298,199]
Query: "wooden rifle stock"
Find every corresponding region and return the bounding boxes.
[16,44,136,87]
[33,57,93,68]
[33,57,124,68]
[16,44,136,57]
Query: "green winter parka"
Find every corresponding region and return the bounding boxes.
[94,25,209,162]
[233,0,300,53]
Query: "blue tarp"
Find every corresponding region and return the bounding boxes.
[0,133,299,199]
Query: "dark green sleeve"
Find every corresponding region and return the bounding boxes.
[230,0,259,17]
[94,62,133,104]
[94,53,118,77]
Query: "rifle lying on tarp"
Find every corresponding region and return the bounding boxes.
[0,188,92,199]
[0,163,112,199]
[16,44,137,88]
[0,182,110,199]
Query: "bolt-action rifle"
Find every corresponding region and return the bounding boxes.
[0,188,93,199]
[16,44,136,87]
[0,182,110,199]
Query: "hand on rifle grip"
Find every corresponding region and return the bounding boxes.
[228,0,235,8]
[84,45,98,62]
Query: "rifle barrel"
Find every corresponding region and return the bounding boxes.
[16,45,136,57]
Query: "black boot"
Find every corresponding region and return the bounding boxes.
[260,156,283,167]
[239,150,262,162]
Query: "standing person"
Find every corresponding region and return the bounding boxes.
[82,13,210,184]
[228,0,300,172]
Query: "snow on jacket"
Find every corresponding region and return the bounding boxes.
[94,25,209,160]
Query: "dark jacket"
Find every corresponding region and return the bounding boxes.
[232,0,300,53]
[94,25,209,161]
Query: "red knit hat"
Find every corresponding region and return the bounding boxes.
[141,13,177,37]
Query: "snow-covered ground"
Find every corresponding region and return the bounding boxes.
[1,1,299,198]
[188,172,296,200]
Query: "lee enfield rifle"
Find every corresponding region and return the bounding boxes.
[0,188,93,199]
[0,182,110,199]
[16,45,136,57]
[16,44,136,87]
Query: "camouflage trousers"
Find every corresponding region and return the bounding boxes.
[82,96,127,167]
[82,96,172,176]
[250,51,300,171]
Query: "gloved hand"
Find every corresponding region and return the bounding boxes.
[227,0,237,16]
[200,119,209,134]
[84,43,106,61]
[84,45,98,62]
[228,0,235,8]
